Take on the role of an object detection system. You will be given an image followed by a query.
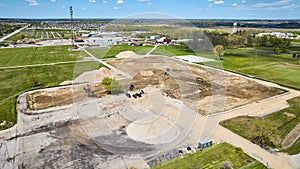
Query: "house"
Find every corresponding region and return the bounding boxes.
[130,41,142,46]
[156,37,171,44]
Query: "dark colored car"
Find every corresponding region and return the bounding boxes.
[125,93,131,98]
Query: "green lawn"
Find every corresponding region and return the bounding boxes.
[151,143,266,169]
[151,45,197,56]
[107,44,154,58]
[0,45,81,67]
[220,96,300,153]
[86,44,154,58]
[204,47,300,90]
[86,47,110,59]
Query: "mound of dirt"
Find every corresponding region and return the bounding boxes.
[116,51,139,58]
[73,67,115,83]
[140,70,154,77]
[126,113,179,144]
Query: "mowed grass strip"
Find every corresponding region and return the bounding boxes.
[0,45,80,67]
[151,45,196,56]
[0,61,101,130]
[86,44,154,59]
[151,143,266,169]
[220,97,300,154]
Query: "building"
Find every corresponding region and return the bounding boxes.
[87,37,122,47]
[198,139,213,150]
[257,32,293,38]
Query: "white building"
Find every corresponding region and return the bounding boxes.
[87,37,122,46]
[257,32,293,38]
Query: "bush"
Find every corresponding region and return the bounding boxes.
[101,77,122,94]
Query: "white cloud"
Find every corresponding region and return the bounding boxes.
[89,0,96,3]
[232,3,238,7]
[138,0,151,2]
[281,3,300,9]
[102,0,107,3]
[207,0,214,2]
[252,0,291,8]
[25,0,38,6]
[214,1,224,5]
[83,7,87,10]
[117,0,124,4]
[62,5,65,8]
[241,0,246,3]
[50,0,56,2]
[113,6,119,9]
[147,2,152,6]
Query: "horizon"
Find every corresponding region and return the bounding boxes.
[0,0,299,20]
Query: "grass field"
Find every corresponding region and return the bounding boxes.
[0,46,101,130]
[86,44,154,58]
[220,96,300,154]
[0,45,81,67]
[152,143,266,169]
[151,45,197,56]
[0,61,101,130]
[204,47,300,89]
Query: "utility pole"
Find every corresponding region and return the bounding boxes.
[70,6,76,49]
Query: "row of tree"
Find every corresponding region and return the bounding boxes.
[206,30,292,54]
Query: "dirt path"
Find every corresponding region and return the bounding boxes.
[146,44,158,55]
[282,123,300,148]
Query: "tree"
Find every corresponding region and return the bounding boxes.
[220,161,233,169]
[101,77,121,94]
[251,120,276,147]
[214,45,224,58]
[247,34,253,47]
[19,32,25,40]
[292,53,296,58]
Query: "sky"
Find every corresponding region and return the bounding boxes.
[0,0,299,19]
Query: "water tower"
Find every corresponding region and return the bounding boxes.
[232,22,238,34]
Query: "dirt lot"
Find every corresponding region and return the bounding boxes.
[28,84,106,110]
[107,55,285,115]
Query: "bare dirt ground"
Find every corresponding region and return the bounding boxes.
[107,55,284,115]
[28,84,106,110]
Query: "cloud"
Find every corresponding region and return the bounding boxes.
[102,0,107,3]
[147,2,152,6]
[117,0,124,4]
[251,0,291,8]
[50,0,56,2]
[232,3,238,7]
[25,0,38,6]
[89,0,96,3]
[113,6,119,9]
[281,3,300,9]
[214,1,224,5]
[241,0,246,3]
[83,7,87,10]
[138,0,151,2]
